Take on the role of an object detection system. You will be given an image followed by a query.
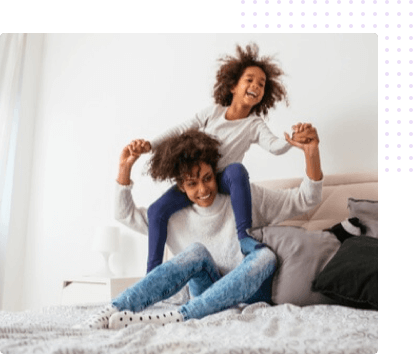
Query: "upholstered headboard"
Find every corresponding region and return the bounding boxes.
[253,171,378,231]
[164,172,378,262]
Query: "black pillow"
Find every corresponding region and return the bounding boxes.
[312,236,378,310]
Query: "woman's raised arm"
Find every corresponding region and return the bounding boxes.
[117,139,150,185]
[284,124,323,181]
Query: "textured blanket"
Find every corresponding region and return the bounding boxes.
[0,298,377,354]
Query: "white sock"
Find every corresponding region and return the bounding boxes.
[73,304,118,329]
[108,309,183,329]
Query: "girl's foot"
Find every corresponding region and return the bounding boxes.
[239,236,266,255]
[109,310,183,329]
[73,304,118,329]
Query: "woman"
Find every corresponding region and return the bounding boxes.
[76,124,322,329]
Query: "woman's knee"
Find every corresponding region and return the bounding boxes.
[256,248,277,271]
[242,247,277,279]
[179,243,214,266]
[165,243,214,275]
[170,243,217,280]
[185,242,211,259]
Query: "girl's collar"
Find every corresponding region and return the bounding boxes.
[224,105,253,121]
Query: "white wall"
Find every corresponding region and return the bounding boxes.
[17,33,377,311]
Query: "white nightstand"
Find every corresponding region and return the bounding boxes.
[61,276,142,305]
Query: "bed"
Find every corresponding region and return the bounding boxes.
[0,172,378,354]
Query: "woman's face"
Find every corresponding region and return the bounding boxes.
[179,162,218,208]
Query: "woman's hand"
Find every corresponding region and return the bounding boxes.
[117,139,151,185]
[284,123,322,181]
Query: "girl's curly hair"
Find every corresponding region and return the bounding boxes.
[147,129,222,186]
[213,43,288,118]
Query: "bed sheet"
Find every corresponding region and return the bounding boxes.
[0,300,378,354]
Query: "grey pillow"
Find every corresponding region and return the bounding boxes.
[348,198,378,238]
[249,225,341,306]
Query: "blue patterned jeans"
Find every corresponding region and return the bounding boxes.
[112,242,276,320]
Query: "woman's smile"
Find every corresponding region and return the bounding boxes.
[179,162,218,207]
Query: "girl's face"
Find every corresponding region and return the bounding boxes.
[179,162,218,208]
[230,66,266,108]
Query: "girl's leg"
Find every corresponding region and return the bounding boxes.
[147,185,192,273]
[179,247,277,320]
[217,163,265,255]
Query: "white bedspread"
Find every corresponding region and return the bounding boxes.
[0,300,378,354]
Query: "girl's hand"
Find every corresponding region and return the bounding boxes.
[292,122,313,134]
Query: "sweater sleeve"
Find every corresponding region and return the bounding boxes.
[250,174,323,228]
[114,181,149,235]
[253,119,293,156]
[149,106,212,149]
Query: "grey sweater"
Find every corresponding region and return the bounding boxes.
[150,105,292,171]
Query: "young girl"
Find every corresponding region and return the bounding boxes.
[139,43,299,274]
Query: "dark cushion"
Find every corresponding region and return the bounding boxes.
[312,236,378,310]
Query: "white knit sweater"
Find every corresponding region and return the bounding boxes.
[150,105,292,171]
[114,175,323,275]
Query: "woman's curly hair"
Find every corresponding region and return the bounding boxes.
[213,43,288,118]
[147,129,222,186]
